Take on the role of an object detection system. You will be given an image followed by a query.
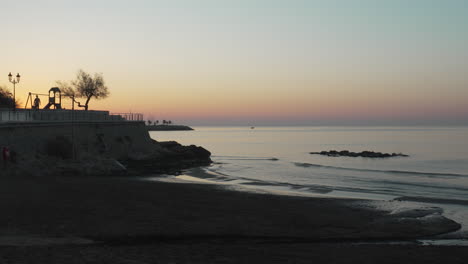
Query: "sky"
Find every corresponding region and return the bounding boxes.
[1,0,467,125]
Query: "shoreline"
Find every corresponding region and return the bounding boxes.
[0,171,466,262]
[170,167,468,243]
[0,170,461,241]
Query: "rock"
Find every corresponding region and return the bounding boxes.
[157,141,181,149]
[155,141,211,160]
[310,150,409,158]
[119,140,212,176]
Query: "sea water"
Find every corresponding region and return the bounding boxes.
[150,126,468,238]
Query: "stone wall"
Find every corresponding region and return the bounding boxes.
[0,121,211,176]
[0,121,168,176]
[0,121,157,160]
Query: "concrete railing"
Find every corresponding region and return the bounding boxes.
[0,109,142,123]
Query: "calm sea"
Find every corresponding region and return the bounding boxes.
[150,126,468,237]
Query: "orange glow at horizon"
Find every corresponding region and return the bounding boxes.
[8,67,467,125]
[2,0,467,125]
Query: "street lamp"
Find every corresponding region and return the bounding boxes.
[8,72,20,110]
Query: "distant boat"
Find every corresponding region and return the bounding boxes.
[251,126,255,129]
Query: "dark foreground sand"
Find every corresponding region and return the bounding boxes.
[0,173,466,263]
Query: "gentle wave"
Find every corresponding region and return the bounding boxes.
[294,162,468,178]
[198,167,468,201]
[203,167,399,196]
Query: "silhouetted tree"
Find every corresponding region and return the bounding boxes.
[0,86,17,108]
[56,81,78,108]
[58,70,109,111]
[155,120,159,125]
[147,120,152,126]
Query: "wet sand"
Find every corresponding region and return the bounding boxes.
[0,173,465,263]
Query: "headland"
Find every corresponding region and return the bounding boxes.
[146,124,194,131]
[0,109,209,176]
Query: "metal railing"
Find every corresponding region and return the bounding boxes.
[0,109,143,122]
[111,113,144,121]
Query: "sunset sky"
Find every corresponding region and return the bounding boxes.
[1,0,467,125]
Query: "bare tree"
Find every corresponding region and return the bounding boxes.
[56,81,78,109]
[56,81,74,97]
[57,70,109,111]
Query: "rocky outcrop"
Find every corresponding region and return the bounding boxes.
[310,150,409,158]
[0,121,211,177]
[121,140,212,175]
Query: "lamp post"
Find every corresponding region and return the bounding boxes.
[8,72,21,110]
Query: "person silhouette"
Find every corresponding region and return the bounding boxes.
[33,95,41,109]
[2,146,10,168]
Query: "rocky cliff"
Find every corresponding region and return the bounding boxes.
[0,121,211,176]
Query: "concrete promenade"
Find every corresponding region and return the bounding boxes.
[0,109,143,123]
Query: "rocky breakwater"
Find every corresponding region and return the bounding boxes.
[147,125,194,131]
[0,121,211,177]
[310,150,409,158]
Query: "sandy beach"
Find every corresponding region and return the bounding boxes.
[0,172,465,263]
